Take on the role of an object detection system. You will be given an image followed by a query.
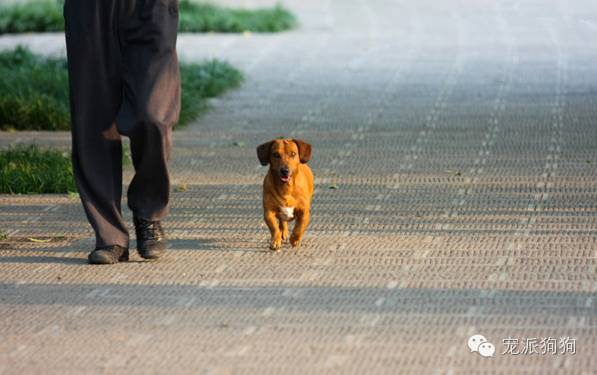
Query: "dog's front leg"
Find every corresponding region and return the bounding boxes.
[279,220,289,241]
[290,210,309,248]
[264,210,282,250]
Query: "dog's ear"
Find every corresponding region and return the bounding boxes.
[293,139,312,163]
[256,141,273,166]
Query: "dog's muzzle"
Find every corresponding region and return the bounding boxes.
[279,167,290,182]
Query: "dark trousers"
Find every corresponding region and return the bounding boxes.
[64,0,180,249]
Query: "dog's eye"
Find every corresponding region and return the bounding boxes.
[272,152,281,158]
[290,152,296,157]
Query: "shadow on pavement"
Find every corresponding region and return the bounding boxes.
[0,283,594,316]
[0,255,87,265]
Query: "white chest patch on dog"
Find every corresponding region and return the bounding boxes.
[279,207,294,221]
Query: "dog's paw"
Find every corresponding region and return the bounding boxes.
[269,238,282,251]
[290,235,302,248]
[281,230,289,242]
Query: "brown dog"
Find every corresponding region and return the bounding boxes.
[257,139,314,250]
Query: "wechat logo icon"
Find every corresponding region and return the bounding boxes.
[468,334,496,358]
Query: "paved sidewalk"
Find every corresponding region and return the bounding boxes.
[1,0,597,373]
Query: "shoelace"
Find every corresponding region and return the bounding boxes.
[137,220,161,241]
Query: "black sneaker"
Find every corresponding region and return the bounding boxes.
[134,217,167,260]
[88,245,129,265]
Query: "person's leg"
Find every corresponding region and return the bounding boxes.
[64,0,129,251]
[118,0,180,221]
[117,0,180,258]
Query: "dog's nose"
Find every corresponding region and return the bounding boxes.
[280,167,289,176]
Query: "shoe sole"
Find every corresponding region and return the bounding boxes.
[137,241,166,260]
[88,249,129,265]
[137,250,164,260]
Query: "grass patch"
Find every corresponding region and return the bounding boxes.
[0,0,296,34]
[0,144,76,194]
[0,0,64,34]
[0,46,70,131]
[179,1,296,33]
[178,59,243,125]
[0,46,242,131]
